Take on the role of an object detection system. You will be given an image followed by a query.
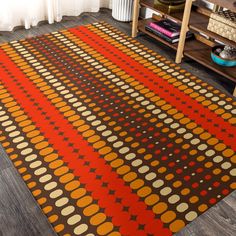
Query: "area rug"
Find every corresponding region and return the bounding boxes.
[0,21,235,236]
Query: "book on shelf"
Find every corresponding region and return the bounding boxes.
[149,19,181,38]
[145,25,193,44]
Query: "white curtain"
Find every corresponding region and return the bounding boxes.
[0,0,112,31]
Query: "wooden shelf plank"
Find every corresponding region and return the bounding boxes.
[141,0,236,14]
[138,18,236,83]
[140,0,184,23]
[141,0,162,13]
[184,42,236,84]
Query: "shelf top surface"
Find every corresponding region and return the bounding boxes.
[141,0,236,12]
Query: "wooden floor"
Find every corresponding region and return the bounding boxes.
[0,8,235,236]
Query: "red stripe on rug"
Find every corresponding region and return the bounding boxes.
[30,34,211,179]
[0,49,171,236]
[69,26,236,152]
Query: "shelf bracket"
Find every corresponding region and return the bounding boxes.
[175,0,194,64]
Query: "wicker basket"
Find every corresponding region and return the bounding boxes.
[207,10,236,43]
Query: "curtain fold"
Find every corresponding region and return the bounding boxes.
[0,0,112,31]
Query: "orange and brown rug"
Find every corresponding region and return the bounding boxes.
[0,22,235,236]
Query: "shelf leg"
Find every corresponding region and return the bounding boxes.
[132,0,140,38]
[233,85,236,97]
[175,0,194,64]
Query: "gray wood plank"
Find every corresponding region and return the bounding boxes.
[176,192,236,236]
[0,145,12,172]
[0,146,56,236]
[0,8,235,236]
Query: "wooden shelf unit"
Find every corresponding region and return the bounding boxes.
[132,0,236,96]
[138,18,235,83]
[140,0,236,48]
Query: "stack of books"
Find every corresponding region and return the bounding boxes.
[145,19,193,44]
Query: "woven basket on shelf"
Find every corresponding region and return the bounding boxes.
[207,10,236,43]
